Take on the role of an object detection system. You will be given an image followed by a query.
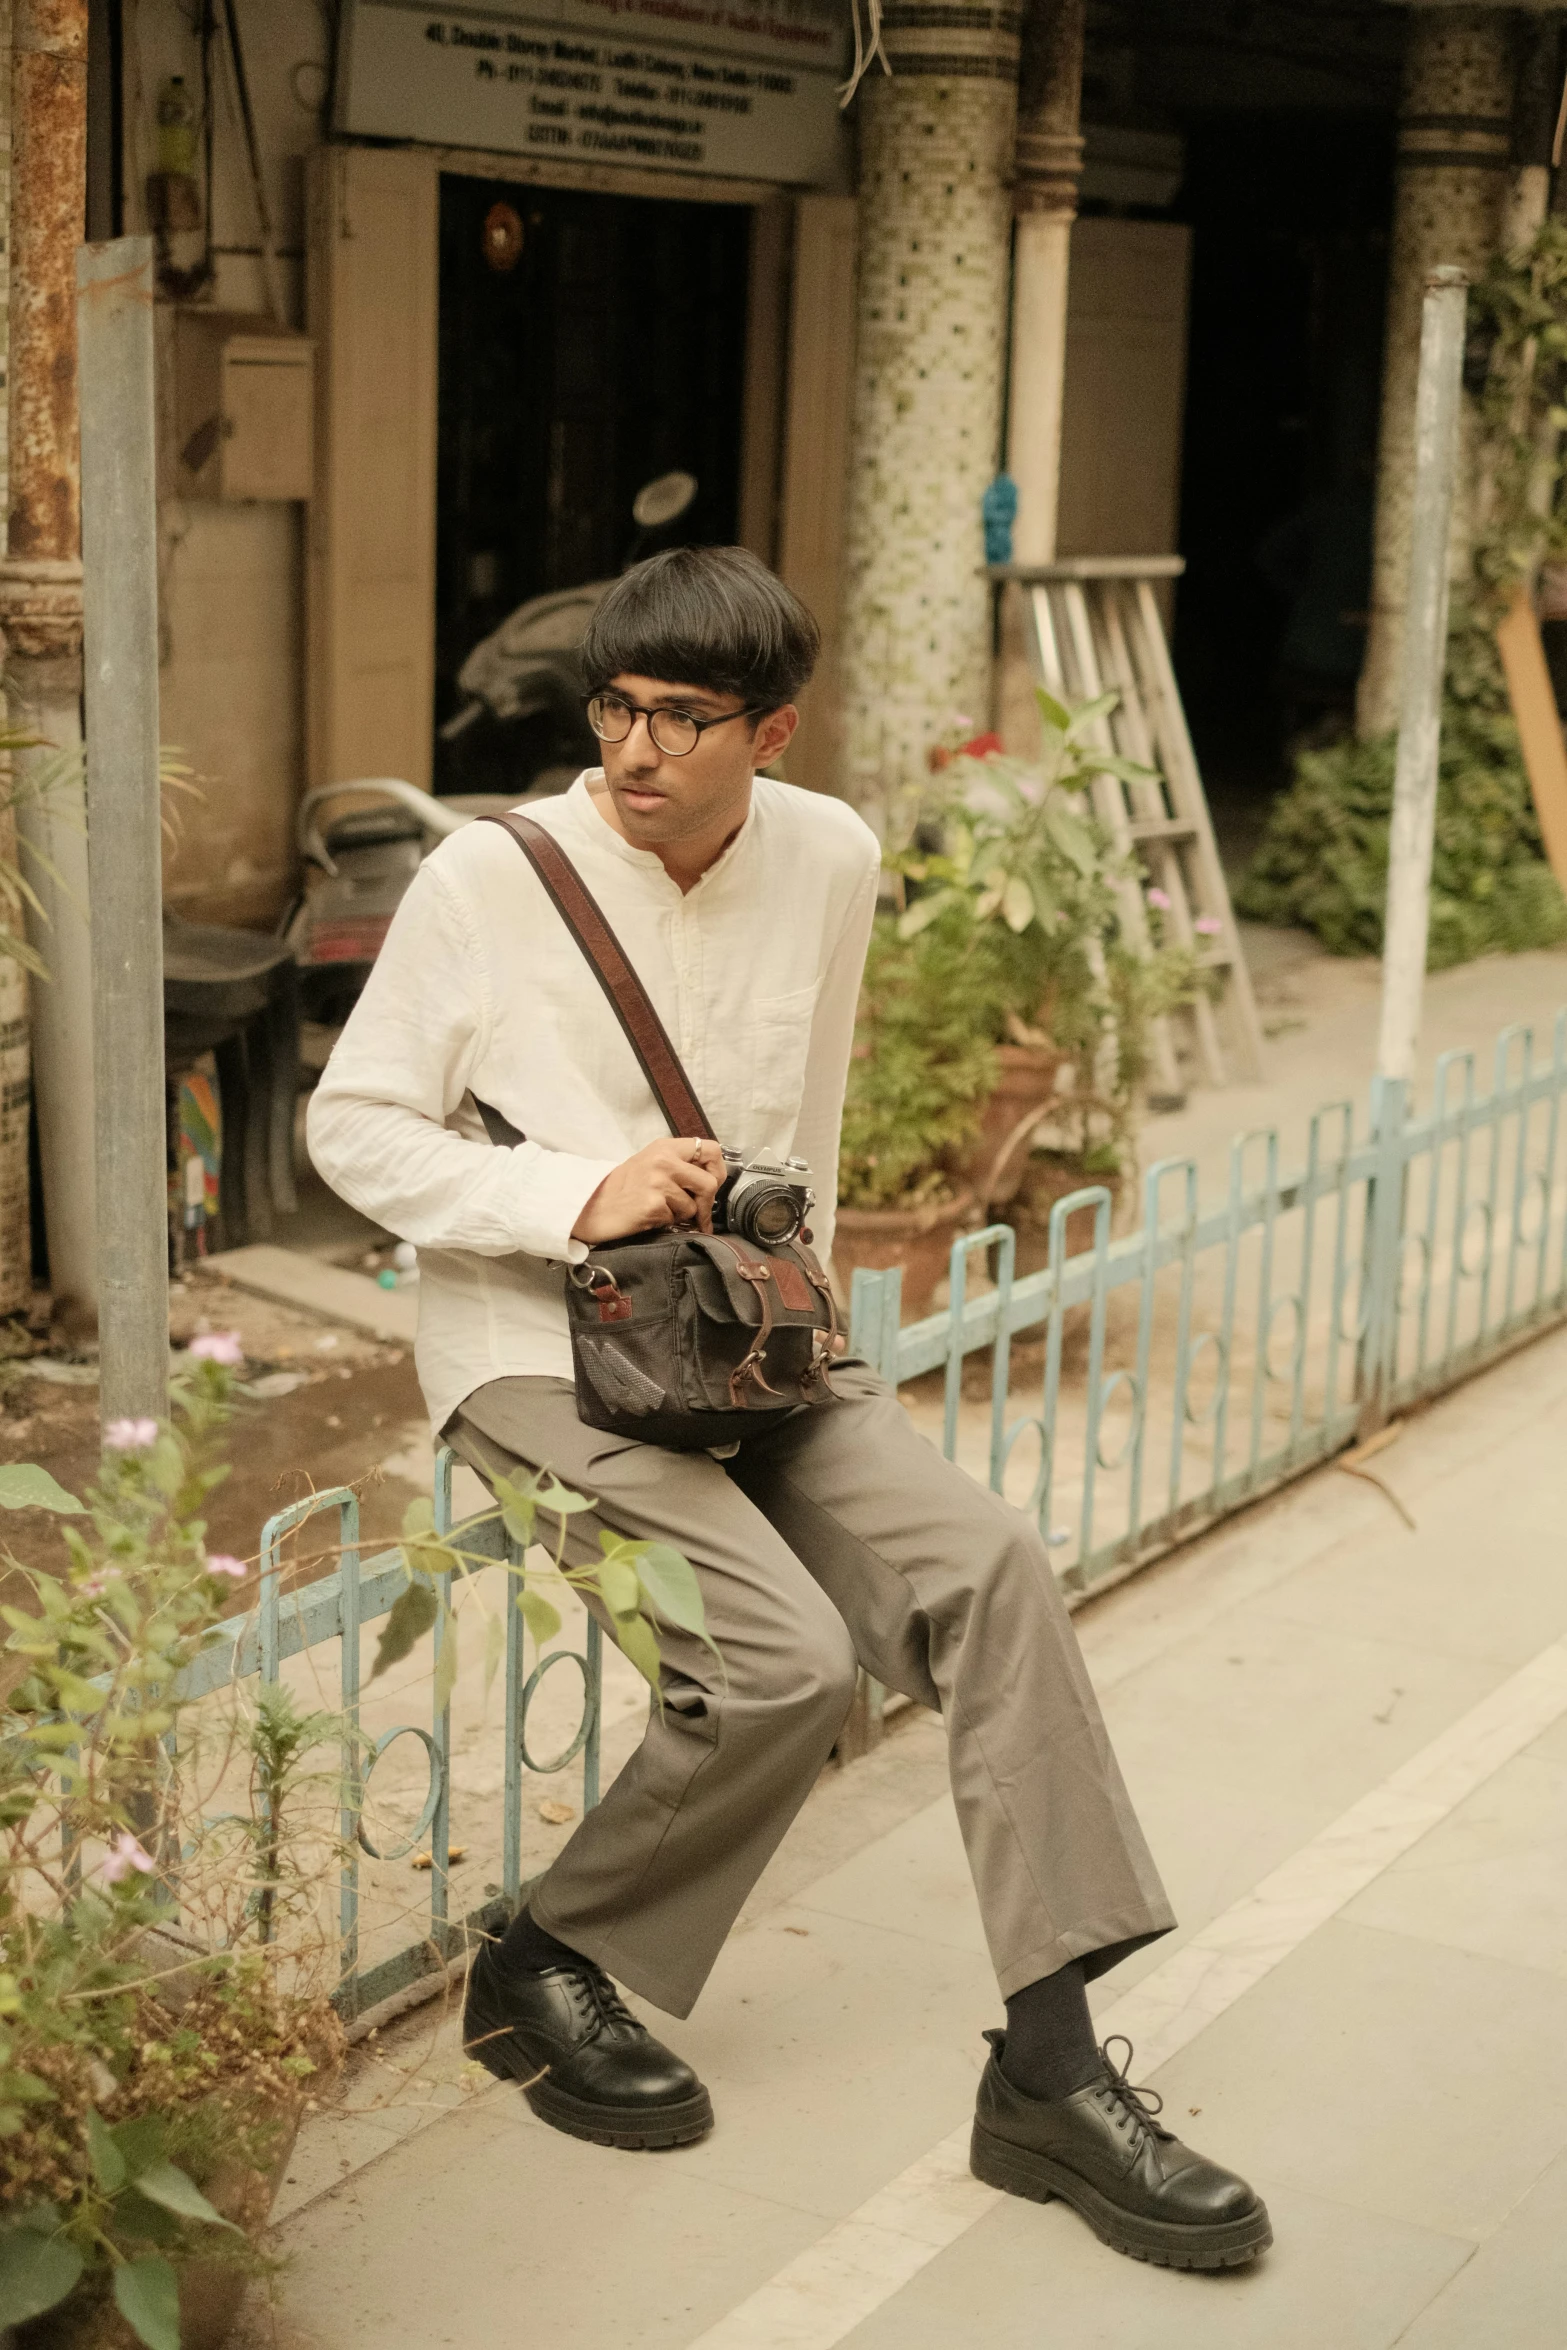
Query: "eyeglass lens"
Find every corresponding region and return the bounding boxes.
[587,695,700,756]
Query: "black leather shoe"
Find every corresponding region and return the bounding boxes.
[971,2032,1272,2269]
[463,1937,714,2150]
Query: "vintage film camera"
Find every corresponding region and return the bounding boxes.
[712,1149,815,1247]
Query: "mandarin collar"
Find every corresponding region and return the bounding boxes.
[561,770,759,895]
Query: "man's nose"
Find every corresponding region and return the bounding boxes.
[622,712,660,768]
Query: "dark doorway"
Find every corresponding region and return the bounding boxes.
[435,174,752,794]
[1168,111,1395,868]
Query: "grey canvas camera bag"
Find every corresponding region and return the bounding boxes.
[478,812,842,1450]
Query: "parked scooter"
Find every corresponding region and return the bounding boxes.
[436,471,698,798]
[287,475,703,1027]
[283,778,509,1028]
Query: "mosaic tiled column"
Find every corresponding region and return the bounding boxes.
[838,1,1020,831]
[1357,5,1510,740]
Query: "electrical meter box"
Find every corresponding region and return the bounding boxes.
[173,310,314,502]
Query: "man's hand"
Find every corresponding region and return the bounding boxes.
[573,1138,727,1244]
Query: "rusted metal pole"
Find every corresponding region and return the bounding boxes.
[0,0,95,1325]
[1376,267,1468,1088]
[0,17,31,1320]
[79,238,166,1429]
[1357,9,1508,741]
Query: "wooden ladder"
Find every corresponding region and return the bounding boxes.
[996,556,1264,1091]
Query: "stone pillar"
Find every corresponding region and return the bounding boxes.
[838,0,1020,832]
[0,0,94,1320]
[998,0,1084,749]
[1007,0,1083,562]
[1356,5,1511,742]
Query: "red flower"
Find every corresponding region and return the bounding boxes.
[929,731,1004,772]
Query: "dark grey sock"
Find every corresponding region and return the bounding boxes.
[495,1902,584,1978]
[999,1960,1102,2103]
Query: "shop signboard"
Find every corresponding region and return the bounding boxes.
[336,0,848,186]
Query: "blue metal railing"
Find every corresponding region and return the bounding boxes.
[206,1007,1566,2020]
[179,1463,601,2021]
[850,1014,1567,1592]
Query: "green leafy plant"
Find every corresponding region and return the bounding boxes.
[0,1355,342,2342]
[370,1469,717,1714]
[0,1353,711,2342]
[891,693,1138,942]
[838,904,1005,1210]
[4,2103,249,2343]
[1468,214,1567,612]
[1237,624,1567,965]
[853,692,1203,1196]
[1239,218,1567,965]
[0,736,199,983]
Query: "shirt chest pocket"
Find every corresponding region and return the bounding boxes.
[746,983,821,1143]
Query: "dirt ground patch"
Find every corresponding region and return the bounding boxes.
[0,1271,434,1604]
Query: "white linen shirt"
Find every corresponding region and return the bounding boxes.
[307,769,881,1435]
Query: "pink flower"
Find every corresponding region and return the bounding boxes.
[189,1331,243,1367]
[80,1570,120,1599]
[1146,888,1172,912]
[101,1832,155,1885]
[1194,915,1223,936]
[104,1417,159,1452]
[204,1554,247,1580]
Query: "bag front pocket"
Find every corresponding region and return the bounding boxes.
[680,1262,817,1413]
[574,1320,674,1418]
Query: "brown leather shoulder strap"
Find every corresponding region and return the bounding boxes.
[483,810,717,1142]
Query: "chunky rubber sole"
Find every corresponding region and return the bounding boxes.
[465,2014,714,2151]
[525,2073,714,2151]
[970,2121,1273,2271]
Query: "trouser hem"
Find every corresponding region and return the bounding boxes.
[994,1910,1176,2004]
[527,1883,705,2021]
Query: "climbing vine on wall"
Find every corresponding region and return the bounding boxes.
[1239,218,1567,965]
[1468,214,1567,609]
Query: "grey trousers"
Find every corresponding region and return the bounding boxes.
[446,1360,1174,2021]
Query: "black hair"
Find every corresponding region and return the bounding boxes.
[580,545,820,709]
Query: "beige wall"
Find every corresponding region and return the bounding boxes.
[126,0,324,925]
[126,4,852,919]
[1056,216,1192,570]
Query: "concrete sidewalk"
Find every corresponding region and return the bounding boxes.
[245,1320,1567,2350]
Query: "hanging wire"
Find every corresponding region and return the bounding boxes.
[839,0,891,106]
[219,0,285,321]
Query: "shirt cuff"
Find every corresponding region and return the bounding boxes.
[510,1145,619,1261]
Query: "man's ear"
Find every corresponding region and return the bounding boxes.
[753,704,799,768]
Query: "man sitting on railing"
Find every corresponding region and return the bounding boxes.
[308,546,1270,2273]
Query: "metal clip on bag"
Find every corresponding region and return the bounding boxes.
[479,813,842,1450]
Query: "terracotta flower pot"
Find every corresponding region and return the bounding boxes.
[951,1044,1064,1208]
[1007,1154,1128,1278]
[833,1190,977,1322]
[19,2096,302,2350]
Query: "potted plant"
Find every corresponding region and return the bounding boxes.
[889,694,1204,1223]
[0,1355,340,2350]
[834,904,1000,1320]
[0,1351,708,2348]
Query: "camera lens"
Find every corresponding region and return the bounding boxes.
[732,1183,804,1245]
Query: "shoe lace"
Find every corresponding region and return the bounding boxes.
[1093,2035,1173,2147]
[561,1957,639,2039]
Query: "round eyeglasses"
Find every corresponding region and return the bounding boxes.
[584,692,766,759]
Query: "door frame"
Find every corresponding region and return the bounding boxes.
[308,139,850,796]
